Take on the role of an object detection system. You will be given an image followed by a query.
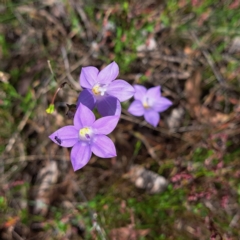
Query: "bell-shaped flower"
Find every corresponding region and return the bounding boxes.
[77,61,135,116]
[49,104,119,171]
[128,85,172,127]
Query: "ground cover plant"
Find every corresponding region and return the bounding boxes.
[1,0,240,239]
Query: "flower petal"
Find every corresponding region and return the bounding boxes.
[74,103,96,129]
[49,126,78,147]
[134,85,147,100]
[76,89,96,109]
[152,97,172,112]
[106,80,135,102]
[96,96,121,117]
[70,142,92,171]
[146,86,161,99]
[97,62,119,84]
[128,100,145,116]
[80,66,99,89]
[144,110,160,127]
[91,135,116,158]
[93,115,119,135]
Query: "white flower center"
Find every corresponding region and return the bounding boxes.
[92,83,108,97]
[79,127,94,142]
[143,97,152,109]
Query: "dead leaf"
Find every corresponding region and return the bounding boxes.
[3,217,19,228]
[185,70,202,106]
[185,71,230,124]
[109,225,150,240]
[193,105,230,124]
[184,46,194,55]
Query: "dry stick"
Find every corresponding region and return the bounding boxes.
[190,32,240,114]
[48,60,73,108]
[47,60,56,80]
[0,88,47,183]
[5,111,32,153]
[190,31,225,85]
[0,78,52,179]
[3,76,51,155]
[3,155,106,238]
[120,110,186,141]
[58,49,93,87]
[0,78,52,184]
[77,189,107,240]
[48,60,68,90]
[2,162,28,183]
[131,131,158,161]
[3,153,106,238]
[229,212,240,228]
[3,155,66,165]
[74,1,93,41]
[12,231,24,240]
[60,47,81,91]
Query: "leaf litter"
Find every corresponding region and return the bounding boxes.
[1,0,240,239]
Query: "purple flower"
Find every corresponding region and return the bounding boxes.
[128,85,172,127]
[77,61,135,116]
[49,104,119,171]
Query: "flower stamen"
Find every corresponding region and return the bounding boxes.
[92,83,107,96]
[92,84,100,95]
[143,97,150,109]
[79,127,93,141]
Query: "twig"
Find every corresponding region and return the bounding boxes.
[61,46,81,91]
[173,124,210,133]
[229,212,240,228]
[190,31,225,85]
[58,50,93,84]
[0,76,52,170]
[2,154,66,165]
[77,188,106,240]
[12,231,24,240]
[92,212,107,240]
[120,110,185,140]
[4,104,35,153]
[47,60,57,82]
[131,131,158,161]
[73,1,93,41]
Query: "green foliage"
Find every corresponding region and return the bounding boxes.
[224,148,240,163]
[161,0,240,93]
[87,185,187,238]
[10,68,21,82]
[133,140,142,156]
[192,147,214,162]
[0,82,20,109]
[112,12,157,72]
[0,34,9,57]
[0,196,7,211]
[112,23,138,72]
[82,1,157,73]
